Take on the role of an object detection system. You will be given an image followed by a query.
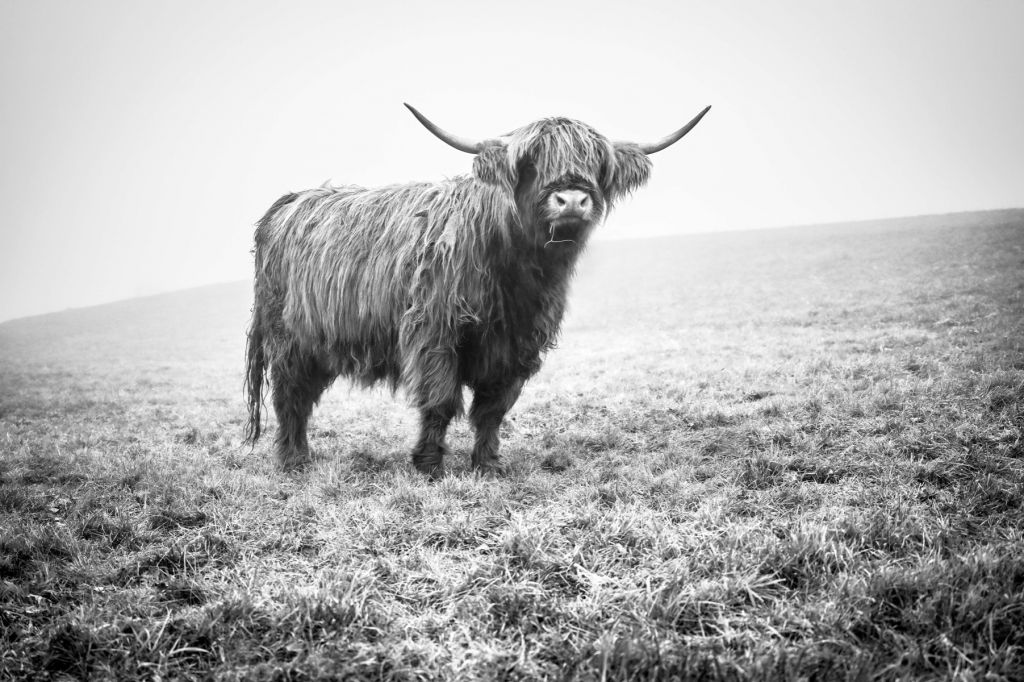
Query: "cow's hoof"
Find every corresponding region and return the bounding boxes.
[277,447,311,472]
[472,459,505,478]
[412,445,446,480]
[414,462,445,480]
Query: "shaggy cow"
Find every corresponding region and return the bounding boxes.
[245,103,710,476]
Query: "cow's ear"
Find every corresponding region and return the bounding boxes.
[607,142,653,200]
[473,142,514,190]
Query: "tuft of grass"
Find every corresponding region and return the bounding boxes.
[147,509,208,531]
[737,456,786,489]
[78,512,137,548]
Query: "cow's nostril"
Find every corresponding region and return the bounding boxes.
[555,195,566,206]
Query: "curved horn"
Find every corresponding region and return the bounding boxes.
[404,103,483,154]
[637,106,711,155]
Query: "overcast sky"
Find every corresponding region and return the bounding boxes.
[1,0,1022,322]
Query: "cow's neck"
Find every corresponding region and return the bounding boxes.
[496,227,589,326]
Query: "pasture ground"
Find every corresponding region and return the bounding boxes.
[1,210,1023,680]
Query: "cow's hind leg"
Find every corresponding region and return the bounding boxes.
[271,349,331,470]
[469,378,525,475]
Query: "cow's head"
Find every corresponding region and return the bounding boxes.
[406,103,710,246]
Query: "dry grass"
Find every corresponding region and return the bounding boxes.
[1,209,1022,680]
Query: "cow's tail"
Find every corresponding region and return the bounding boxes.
[244,192,298,446]
[244,310,267,446]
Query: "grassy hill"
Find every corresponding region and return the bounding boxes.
[1,210,1022,680]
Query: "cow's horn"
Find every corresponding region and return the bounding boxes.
[404,103,483,154]
[637,106,711,154]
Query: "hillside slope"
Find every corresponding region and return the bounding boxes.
[2,208,1019,367]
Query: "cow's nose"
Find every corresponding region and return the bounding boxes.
[553,190,590,215]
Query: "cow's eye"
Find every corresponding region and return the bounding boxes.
[515,160,538,196]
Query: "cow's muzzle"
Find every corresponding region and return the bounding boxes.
[546,216,589,244]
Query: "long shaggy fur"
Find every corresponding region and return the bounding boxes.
[245,115,654,474]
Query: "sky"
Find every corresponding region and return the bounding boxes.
[1,0,1022,322]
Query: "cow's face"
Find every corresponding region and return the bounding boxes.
[404,104,709,246]
[472,118,653,246]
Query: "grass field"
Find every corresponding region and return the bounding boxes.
[1,209,1023,680]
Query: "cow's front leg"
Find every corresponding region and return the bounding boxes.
[411,400,459,479]
[469,378,525,475]
[409,350,462,479]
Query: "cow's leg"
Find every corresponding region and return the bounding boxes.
[270,349,331,470]
[409,351,462,479]
[469,378,525,475]
[411,400,459,479]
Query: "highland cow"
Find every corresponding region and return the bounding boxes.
[245,103,710,477]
